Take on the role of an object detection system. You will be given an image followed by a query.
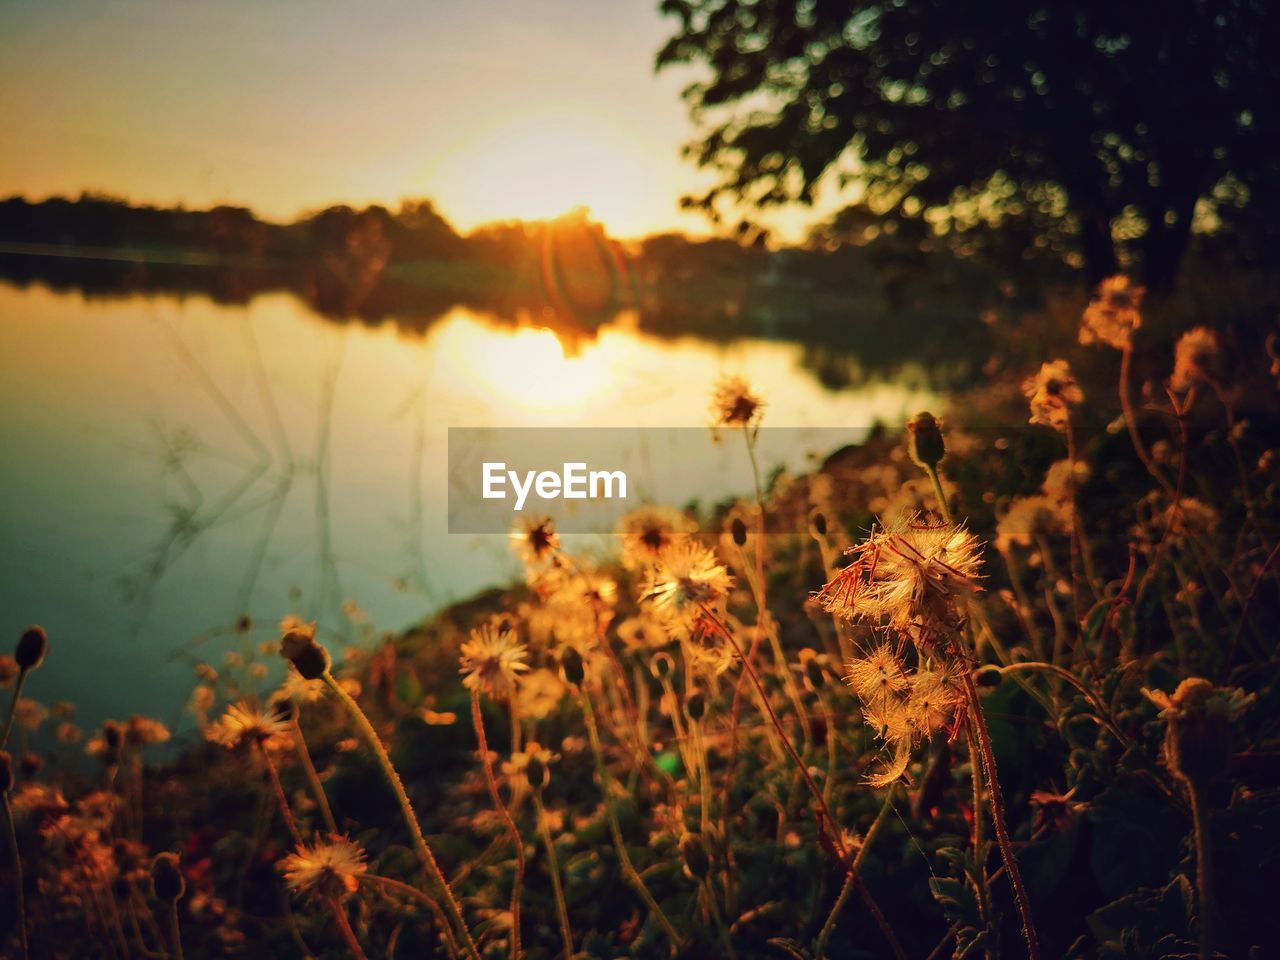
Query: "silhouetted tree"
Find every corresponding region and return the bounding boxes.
[657,0,1280,287]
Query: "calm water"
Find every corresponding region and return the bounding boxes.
[0,281,936,732]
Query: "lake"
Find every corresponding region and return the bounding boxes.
[0,280,938,734]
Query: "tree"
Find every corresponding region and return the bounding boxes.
[657,0,1280,288]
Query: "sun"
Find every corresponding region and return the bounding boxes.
[423,106,664,237]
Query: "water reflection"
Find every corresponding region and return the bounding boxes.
[0,281,936,729]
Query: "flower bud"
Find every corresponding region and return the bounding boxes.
[907,412,946,469]
[680,833,710,879]
[281,627,330,681]
[649,651,674,680]
[0,752,13,793]
[560,647,585,687]
[731,517,748,547]
[809,510,827,538]
[684,690,707,722]
[151,852,186,902]
[15,626,47,671]
[526,754,548,790]
[972,665,1003,688]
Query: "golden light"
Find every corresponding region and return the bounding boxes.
[423,106,664,237]
[432,311,628,415]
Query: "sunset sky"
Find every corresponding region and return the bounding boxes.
[0,0,837,240]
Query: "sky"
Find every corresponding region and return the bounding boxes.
[0,0,835,240]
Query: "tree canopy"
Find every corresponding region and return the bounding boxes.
[657,0,1280,286]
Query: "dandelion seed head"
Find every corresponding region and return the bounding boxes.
[279,837,367,902]
[205,700,292,751]
[460,623,529,699]
[710,375,764,429]
[639,541,733,634]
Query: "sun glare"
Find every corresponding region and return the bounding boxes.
[434,312,624,415]
[424,107,664,237]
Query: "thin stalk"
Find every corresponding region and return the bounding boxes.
[1,670,30,750]
[322,673,481,960]
[1189,785,1214,960]
[470,690,524,960]
[290,714,337,834]
[533,789,574,960]
[329,897,369,960]
[358,873,459,959]
[580,686,681,954]
[1119,343,1174,496]
[166,901,184,960]
[925,463,951,523]
[3,793,27,960]
[698,604,906,960]
[256,742,302,846]
[702,876,738,960]
[959,668,1040,960]
[814,784,896,958]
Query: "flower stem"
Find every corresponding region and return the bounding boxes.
[1189,784,1214,960]
[328,896,369,960]
[1,670,30,751]
[814,783,896,958]
[167,900,185,960]
[290,714,337,834]
[470,690,524,960]
[580,686,681,954]
[323,673,480,960]
[698,604,906,960]
[256,742,302,846]
[960,668,1040,960]
[533,789,575,960]
[3,793,28,960]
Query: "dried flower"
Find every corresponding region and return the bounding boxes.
[279,837,367,902]
[280,622,330,681]
[639,542,734,634]
[510,515,560,569]
[1171,327,1221,393]
[617,506,694,569]
[710,374,764,430]
[844,644,909,709]
[151,852,185,902]
[906,412,946,469]
[205,700,292,751]
[1080,275,1144,350]
[460,623,529,700]
[1023,359,1083,432]
[815,516,983,637]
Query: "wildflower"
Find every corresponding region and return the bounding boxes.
[126,716,170,747]
[86,720,125,764]
[273,669,328,705]
[1022,359,1083,432]
[815,516,983,637]
[1029,788,1086,833]
[639,542,734,634]
[844,644,909,709]
[905,668,963,737]
[14,698,47,733]
[617,506,694,569]
[515,668,567,720]
[459,623,529,700]
[194,662,218,683]
[1144,678,1253,787]
[1171,327,1221,393]
[1080,275,1144,350]
[0,656,17,687]
[56,721,83,744]
[995,495,1065,551]
[205,700,292,751]
[710,374,764,430]
[503,741,559,790]
[616,615,670,652]
[510,515,560,569]
[279,837,367,902]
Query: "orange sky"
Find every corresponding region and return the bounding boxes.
[0,1,840,241]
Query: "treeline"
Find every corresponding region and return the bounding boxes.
[0,193,1023,384]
